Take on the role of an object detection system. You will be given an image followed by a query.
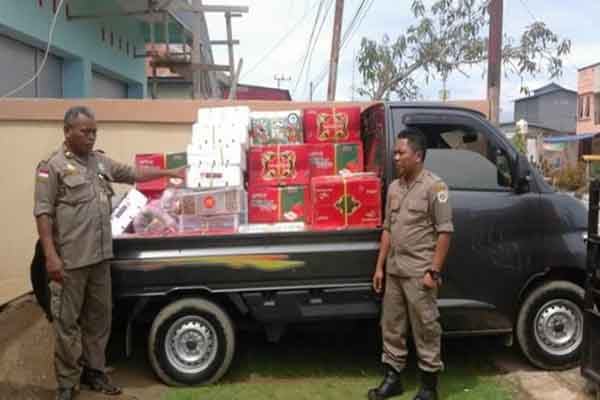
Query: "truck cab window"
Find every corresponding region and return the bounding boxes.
[410,124,513,191]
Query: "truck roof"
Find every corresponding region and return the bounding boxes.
[384,101,489,119]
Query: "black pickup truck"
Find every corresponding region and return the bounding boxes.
[107,102,588,386]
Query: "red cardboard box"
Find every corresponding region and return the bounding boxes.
[248,186,310,223]
[308,142,364,177]
[311,173,381,229]
[248,145,310,187]
[304,106,361,143]
[135,153,167,192]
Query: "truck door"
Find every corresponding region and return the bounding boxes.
[582,180,600,390]
[389,108,544,334]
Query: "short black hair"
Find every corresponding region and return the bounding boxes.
[397,127,427,160]
[64,106,95,127]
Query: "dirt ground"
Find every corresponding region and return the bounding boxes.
[0,295,596,400]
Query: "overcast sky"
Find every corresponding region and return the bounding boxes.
[202,0,600,123]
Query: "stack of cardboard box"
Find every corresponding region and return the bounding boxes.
[248,111,311,225]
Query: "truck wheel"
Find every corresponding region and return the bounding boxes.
[148,298,235,386]
[516,280,584,370]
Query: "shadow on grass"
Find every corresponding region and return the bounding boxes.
[164,319,517,400]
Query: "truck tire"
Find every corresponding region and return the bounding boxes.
[148,298,235,386]
[516,280,584,370]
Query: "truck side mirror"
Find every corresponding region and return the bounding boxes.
[515,153,532,194]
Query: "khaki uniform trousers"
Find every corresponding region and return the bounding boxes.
[49,261,111,389]
[380,275,443,373]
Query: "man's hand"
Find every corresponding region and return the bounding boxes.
[372,266,384,294]
[422,271,439,290]
[46,255,65,283]
[168,166,187,179]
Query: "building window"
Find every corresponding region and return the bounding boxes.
[133,45,137,57]
[110,32,114,47]
[101,27,106,42]
[126,41,130,56]
[53,0,58,13]
[38,0,43,7]
[585,95,591,118]
[119,36,122,50]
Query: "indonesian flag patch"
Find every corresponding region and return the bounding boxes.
[37,167,49,180]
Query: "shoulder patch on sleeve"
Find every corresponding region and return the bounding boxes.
[433,181,448,193]
[36,161,50,180]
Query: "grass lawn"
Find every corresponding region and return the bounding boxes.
[164,321,518,400]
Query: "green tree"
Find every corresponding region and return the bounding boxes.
[357,0,571,100]
[511,132,526,155]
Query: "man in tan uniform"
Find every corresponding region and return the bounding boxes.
[34,106,183,400]
[368,128,453,400]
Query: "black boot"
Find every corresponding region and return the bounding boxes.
[80,367,122,395]
[413,370,439,400]
[55,387,75,400]
[367,364,404,400]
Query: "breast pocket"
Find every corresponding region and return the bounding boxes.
[407,198,429,224]
[61,175,94,205]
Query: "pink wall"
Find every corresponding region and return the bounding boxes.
[577,64,600,134]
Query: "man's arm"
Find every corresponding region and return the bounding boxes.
[424,180,454,288]
[134,166,185,182]
[36,215,64,283]
[33,161,64,283]
[431,232,451,273]
[373,230,390,294]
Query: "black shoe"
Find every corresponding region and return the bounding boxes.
[367,364,404,400]
[55,387,75,400]
[413,371,438,400]
[80,367,122,395]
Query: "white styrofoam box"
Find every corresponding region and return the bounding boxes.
[187,143,246,167]
[195,107,250,147]
[111,188,148,236]
[197,106,250,126]
[186,165,244,189]
[192,122,214,147]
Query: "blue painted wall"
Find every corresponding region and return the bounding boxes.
[0,0,147,98]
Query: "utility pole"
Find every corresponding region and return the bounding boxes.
[327,0,344,101]
[309,81,314,101]
[487,0,503,125]
[191,0,204,99]
[274,74,291,89]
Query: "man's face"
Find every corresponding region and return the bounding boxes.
[64,114,97,157]
[393,138,421,177]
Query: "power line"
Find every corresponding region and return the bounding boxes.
[518,0,538,22]
[293,0,326,94]
[241,0,320,80]
[312,0,374,93]
[2,0,67,98]
[303,0,335,96]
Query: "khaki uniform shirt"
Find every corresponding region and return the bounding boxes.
[34,145,136,270]
[383,169,454,277]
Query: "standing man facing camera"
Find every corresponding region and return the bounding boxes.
[368,127,453,400]
[34,106,183,400]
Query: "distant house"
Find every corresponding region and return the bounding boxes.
[146,44,291,100]
[505,83,579,171]
[514,83,577,133]
[577,63,600,155]
[0,1,148,98]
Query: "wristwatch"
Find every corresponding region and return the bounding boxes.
[426,269,441,281]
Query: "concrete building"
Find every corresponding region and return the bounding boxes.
[514,83,577,133]
[577,63,600,136]
[0,0,152,98]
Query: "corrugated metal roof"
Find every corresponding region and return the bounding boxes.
[543,133,599,143]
